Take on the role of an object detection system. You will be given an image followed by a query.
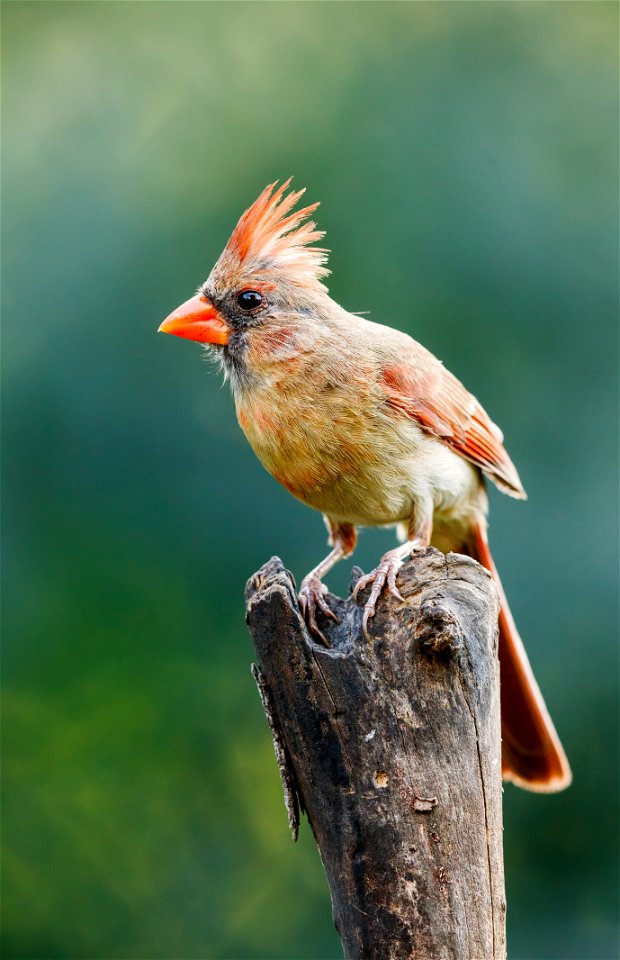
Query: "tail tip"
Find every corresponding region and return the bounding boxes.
[503,760,573,793]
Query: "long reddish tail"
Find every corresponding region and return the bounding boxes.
[471,523,572,792]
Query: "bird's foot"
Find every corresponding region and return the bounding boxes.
[298,574,339,645]
[353,541,426,638]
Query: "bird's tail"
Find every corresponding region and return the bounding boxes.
[469,522,572,792]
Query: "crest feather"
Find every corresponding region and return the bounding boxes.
[217,180,330,290]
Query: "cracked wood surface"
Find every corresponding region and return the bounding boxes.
[245,548,506,960]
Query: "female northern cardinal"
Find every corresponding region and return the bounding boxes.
[159,180,571,792]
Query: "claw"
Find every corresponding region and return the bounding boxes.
[352,569,376,602]
[299,575,340,644]
[386,563,404,603]
[354,555,406,639]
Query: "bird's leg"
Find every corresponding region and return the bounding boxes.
[299,520,357,644]
[353,507,433,638]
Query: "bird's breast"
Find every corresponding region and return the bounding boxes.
[235,382,356,498]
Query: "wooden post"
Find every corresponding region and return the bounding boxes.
[245,548,507,960]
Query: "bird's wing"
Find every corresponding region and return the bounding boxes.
[379,344,526,499]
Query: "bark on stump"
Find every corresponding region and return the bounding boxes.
[245,547,506,960]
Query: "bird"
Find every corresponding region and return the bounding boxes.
[158,179,571,793]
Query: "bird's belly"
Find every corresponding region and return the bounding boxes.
[238,394,483,529]
[289,464,414,527]
[313,432,483,529]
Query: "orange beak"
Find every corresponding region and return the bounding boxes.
[158,294,231,345]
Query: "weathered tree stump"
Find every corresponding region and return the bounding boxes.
[245,547,506,960]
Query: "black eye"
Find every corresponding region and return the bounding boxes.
[236,289,263,311]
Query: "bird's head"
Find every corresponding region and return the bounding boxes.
[158,180,331,383]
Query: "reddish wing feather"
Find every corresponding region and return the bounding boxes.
[381,355,526,499]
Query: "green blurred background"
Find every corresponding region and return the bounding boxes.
[2,2,618,958]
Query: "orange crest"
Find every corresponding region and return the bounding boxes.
[213,180,330,291]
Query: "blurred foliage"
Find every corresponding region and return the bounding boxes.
[2,2,618,958]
